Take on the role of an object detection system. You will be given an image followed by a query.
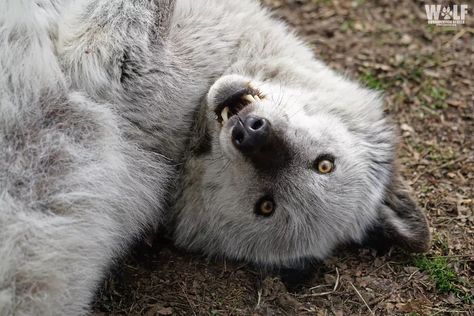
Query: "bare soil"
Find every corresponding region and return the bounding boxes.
[93,0,473,315]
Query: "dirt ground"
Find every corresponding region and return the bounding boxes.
[93,1,473,315]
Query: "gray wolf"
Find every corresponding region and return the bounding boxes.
[0,0,429,314]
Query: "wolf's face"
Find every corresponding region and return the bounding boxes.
[173,74,430,268]
[56,0,430,269]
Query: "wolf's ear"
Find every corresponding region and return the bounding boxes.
[364,173,431,253]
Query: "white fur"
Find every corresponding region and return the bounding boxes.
[168,2,429,268]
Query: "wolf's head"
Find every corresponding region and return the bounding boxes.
[173,74,430,268]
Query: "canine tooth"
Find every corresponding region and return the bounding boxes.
[221,106,229,122]
[243,94,255,103]
[254,95,261,101]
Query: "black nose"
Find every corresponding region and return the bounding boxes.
[232,115,270,153]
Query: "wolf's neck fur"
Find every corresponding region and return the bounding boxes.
[58,0,318,163]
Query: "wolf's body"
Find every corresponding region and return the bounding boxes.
[0,0,429,314]
[0,1,173,314]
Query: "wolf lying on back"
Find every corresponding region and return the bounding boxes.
[167,4,431,267]
[0,0,429,314]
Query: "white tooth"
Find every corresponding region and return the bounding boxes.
[221,106,229,122]
[243,94,255,103]
[254,95,261,101]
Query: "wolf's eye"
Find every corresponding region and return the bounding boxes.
[255,196,275,217]
[318,160,333,173]
[313,155,335,174]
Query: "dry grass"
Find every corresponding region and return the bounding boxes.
[93,1,473,315]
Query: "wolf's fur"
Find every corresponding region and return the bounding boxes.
[167,4,431,268]
[0,1,172,314]
[0,0,430,314]
[172,73,430,268]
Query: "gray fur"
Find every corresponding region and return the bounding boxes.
[1,0,173,314]
[168,4,431,268]
[0,0,429,314]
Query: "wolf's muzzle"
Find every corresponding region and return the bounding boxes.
[231,114,291,172]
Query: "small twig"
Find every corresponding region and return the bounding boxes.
[256,289,262,308]
[299,290,335,298]
[407,269,418,281]
[180,283,197,316]
[307,284,331,291]
[297,268,340,298]
[367,261,389,275]
[349,282,374,316]
[427,306,469,314]
[333,268,340,292]
[443,29,466,48]
[123,263,139,270]
[411,156,469,184]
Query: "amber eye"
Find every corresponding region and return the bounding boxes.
[255,196,275,217]
[314,155,335,174]
[318,160,333,173]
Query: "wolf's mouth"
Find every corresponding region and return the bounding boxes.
[214,86,264,125]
